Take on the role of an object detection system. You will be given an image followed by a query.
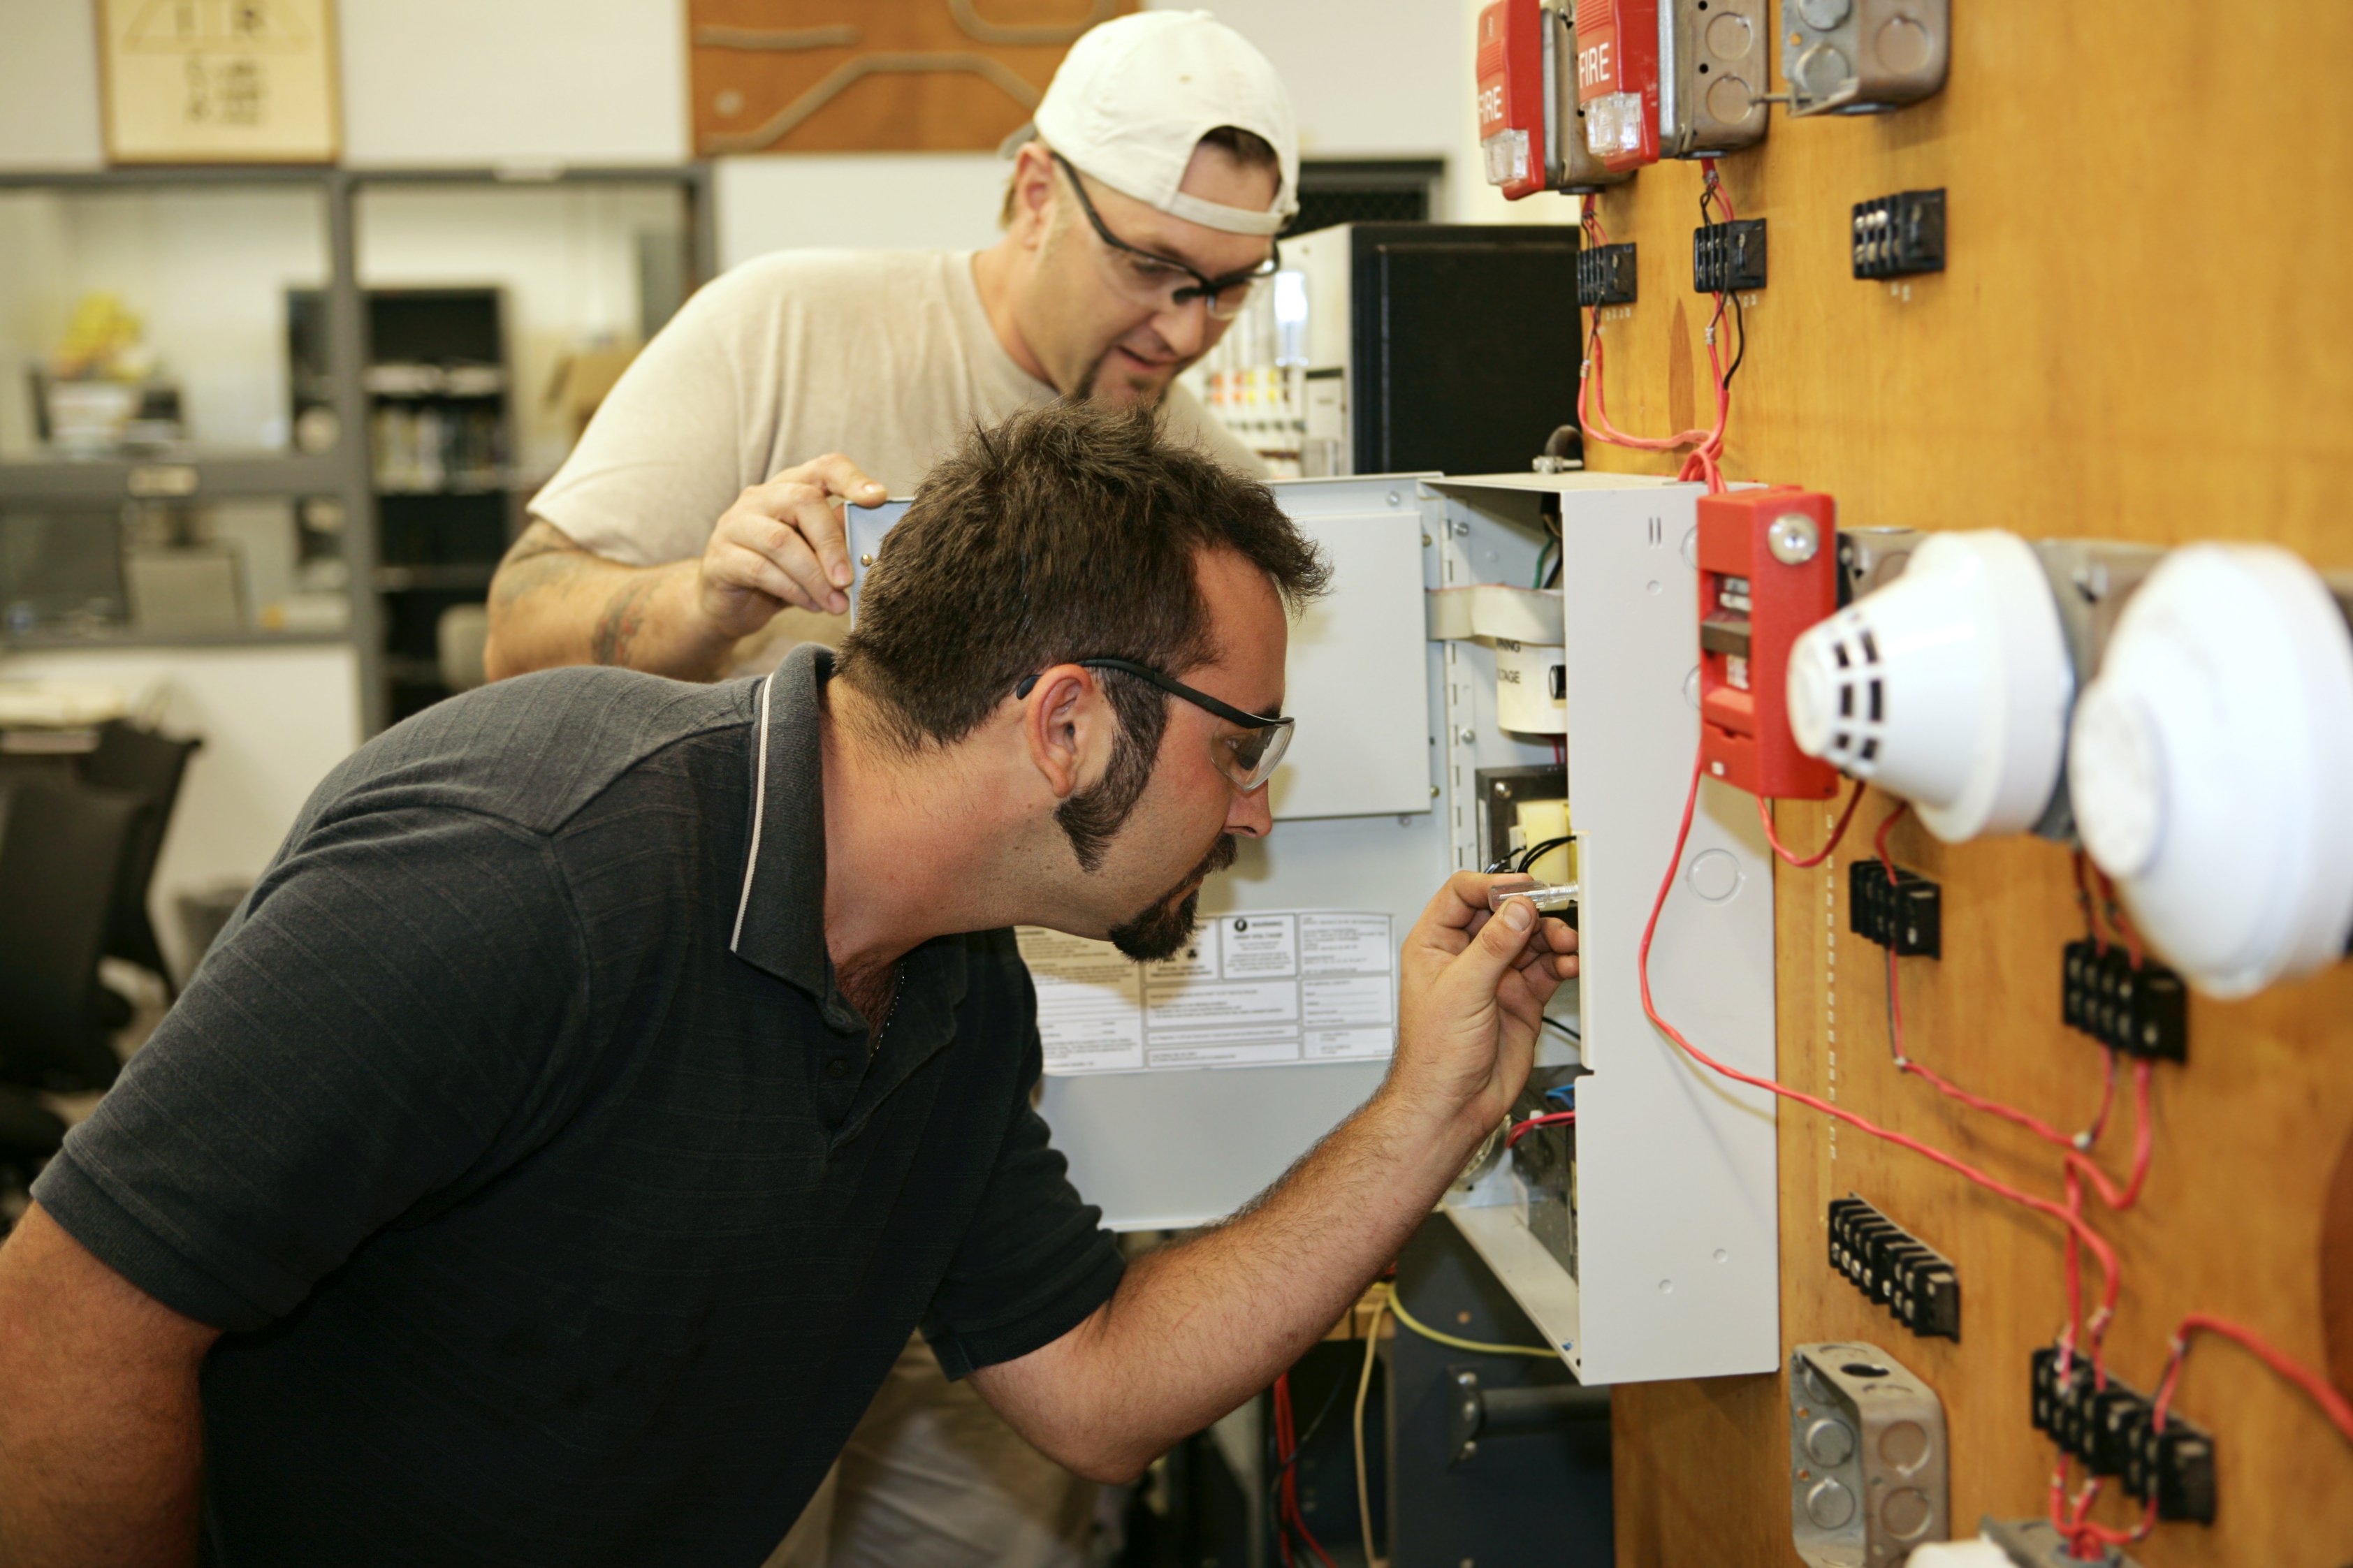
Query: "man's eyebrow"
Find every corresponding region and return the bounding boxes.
[1128,228,1272,280]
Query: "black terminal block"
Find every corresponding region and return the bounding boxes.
[1576,242,1639,307]
[2128,1409,2217,1523]
[2062,939,2189,1063]
[1849,858,1942,958]
[2030,1344,2217,1525]
[1828,1195,1960,1342]
[1692,219,1768,293]
[1851,189,1946,279]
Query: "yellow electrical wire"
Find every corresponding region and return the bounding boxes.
[1385,1284,1556,1359]
[1353,1290,1388,1568]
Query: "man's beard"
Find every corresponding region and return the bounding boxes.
[1107,833,1237,961]
[1077,347,1173,407]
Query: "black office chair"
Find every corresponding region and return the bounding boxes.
[0,780,143,1094]
[81,721,202,997]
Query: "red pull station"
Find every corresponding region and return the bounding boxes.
[1697,488,1839,799]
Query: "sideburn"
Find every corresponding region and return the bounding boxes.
[1056,680,1168,872]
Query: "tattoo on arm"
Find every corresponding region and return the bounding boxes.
[591,577,659,667]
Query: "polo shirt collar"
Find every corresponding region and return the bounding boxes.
[727,644,969,1055]
[729,643,838,1000]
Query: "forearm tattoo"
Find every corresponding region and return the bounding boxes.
[591,576,659,666]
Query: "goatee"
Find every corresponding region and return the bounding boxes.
[1108,835,1238,961]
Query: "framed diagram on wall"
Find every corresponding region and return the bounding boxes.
[690,0,1137,156]
[97,0,341,164]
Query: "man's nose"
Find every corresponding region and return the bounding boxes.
[1151,293,1213,360]
[1227,779,1274,839]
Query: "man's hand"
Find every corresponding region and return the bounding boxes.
[698,455,889,631]
[483,455,887,682]
[968,874,1578,1484]
[1390,872,1579,1141]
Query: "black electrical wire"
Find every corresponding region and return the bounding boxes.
[1515,836,1573,874]
[1723,286,1749,388]
[1267,1369,1352,1507]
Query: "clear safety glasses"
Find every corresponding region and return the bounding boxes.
[1017,656,1295,793]
[1053,154,1279,323]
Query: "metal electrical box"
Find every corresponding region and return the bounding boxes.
[1285,225,1582,481]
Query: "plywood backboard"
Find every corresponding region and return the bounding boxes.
[687,0,1138,156]
[1572,6,2353,1565]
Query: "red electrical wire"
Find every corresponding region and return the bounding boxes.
[2069,849,2107,955]
[2090,864,2145,969]
[1272,1374,1297,1568]
[1638,750,2125,1321]
[1270,1374,1337,1568]
[1505,1110,1577,1148]
[2154,1314,2353,1448]
[1577,192,1732,494]
[1755,779,1867,869]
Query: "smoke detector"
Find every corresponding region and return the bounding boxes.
[1785,529,2072,842]
[2068,543,2353,998]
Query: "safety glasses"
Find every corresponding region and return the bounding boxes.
[1017,657,1295,793]
[1052,154,1279,322]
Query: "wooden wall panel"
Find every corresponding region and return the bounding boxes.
[688,0,1138,156]
[1588,6,2353,1565]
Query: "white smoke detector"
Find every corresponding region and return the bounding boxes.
[2069,543,2353,998]
[1786,529,2073,843]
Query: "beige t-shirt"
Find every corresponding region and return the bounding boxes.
[529,249,1262,671]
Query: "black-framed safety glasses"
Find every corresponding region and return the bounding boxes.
[1051,153,1279,322]
[1017,656,1295,793]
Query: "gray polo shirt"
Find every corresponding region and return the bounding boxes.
[34,644,1123,1568]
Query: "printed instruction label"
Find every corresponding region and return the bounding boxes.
[1017,911,1396,1076]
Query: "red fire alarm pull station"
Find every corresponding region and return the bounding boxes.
[1573,0,1661,172]
[1698,488,1840,799]
[1477,0,1547,199]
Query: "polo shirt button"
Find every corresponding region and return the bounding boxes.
[825,1057,850,1079]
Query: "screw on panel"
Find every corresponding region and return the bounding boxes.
[1768,513,1821,565]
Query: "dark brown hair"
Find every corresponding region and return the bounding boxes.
[836,401,1325,861]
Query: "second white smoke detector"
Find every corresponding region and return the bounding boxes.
[2069,543,2353,998]
[1786,529,2073,843]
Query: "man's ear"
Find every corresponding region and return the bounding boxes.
[1010,144,1057,248]
[1021,664,1112,801]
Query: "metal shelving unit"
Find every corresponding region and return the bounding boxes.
[1,163,716,734]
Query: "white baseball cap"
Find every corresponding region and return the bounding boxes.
[1017,10,1299,237]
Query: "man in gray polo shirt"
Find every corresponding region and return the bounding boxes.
[0,403,1578,1568]
[479,15,1303,1561]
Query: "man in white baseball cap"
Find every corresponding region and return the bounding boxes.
[483,8,1299,687]
[476,13,1300,1567]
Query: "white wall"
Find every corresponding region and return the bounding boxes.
[716,153,1006,269]
[1179,0,1465,160]
[0,645,364,975]
[0,1,105,170]
[0,0,687,173]
[337,0,689,168]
